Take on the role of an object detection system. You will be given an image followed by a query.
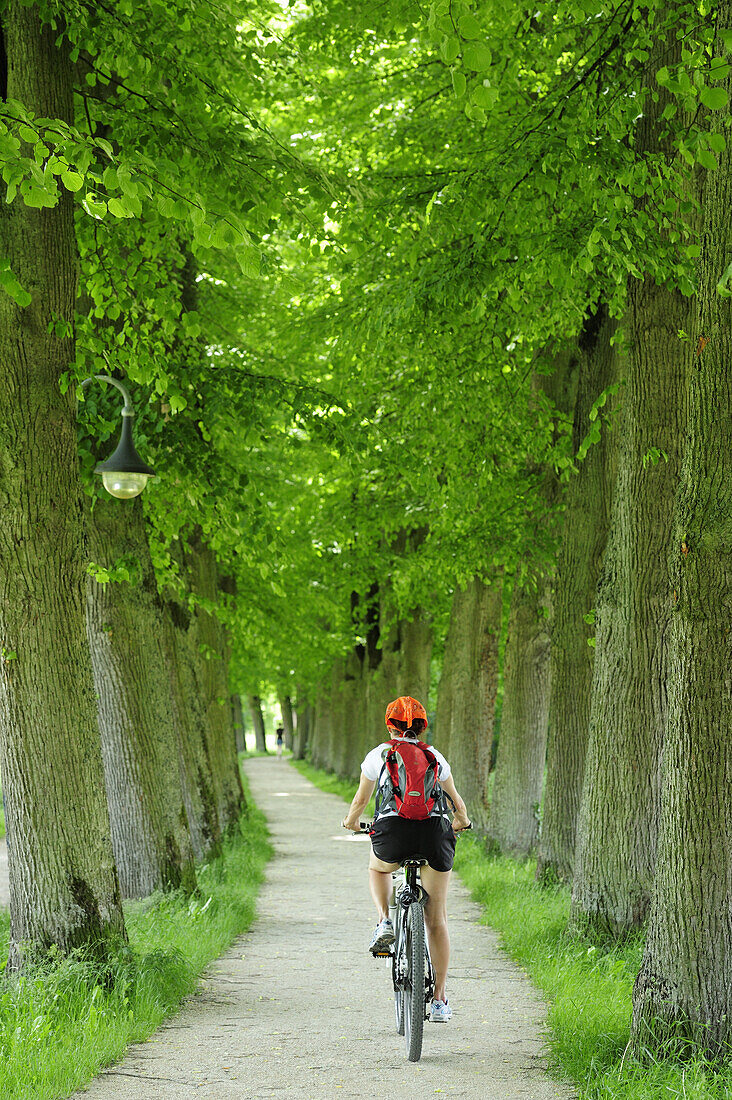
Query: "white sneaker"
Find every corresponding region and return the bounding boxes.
[369,918,395,954]
[430,998,452,1022]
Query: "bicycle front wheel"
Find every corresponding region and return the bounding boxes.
[404,902,426,1062]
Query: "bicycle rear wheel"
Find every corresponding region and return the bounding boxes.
[394,981,405,1035]
[404,902,426,1062]
[392,896,405,1034]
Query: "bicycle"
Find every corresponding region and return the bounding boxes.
[360,821,470,1062]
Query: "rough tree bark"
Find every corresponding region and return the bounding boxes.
[278,694,294,751]
[325,655,346,772]
[488,580,551,856]
[337,651,367,779]
[537,307,618,883]
[0,5,125,965]
[571,35,692,935]
[632,19,732,1051]
[231,694,246,754]
[441,577,502,828]
[86,498,196,898]
[247,695,267,753]
[162,594,221,861]
[309,686,332,769]
[186,535,243,833]
[434,617,456,759]
[293,700,311,760]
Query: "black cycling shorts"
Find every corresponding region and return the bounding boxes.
[370,816,456,872]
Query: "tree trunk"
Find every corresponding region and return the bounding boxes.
[434,614,456,758]
[443,577,502,828]
[632,20,732,1050]
[489,579,551,856]
[86,499,196,898]
[278,694,294,751]
[309,687,331,769]
[570,58,692,932]
[399,611,433,703]
[537,306,618,883]
[293,702,311,760]
[232,694,246,754]
[338,651,367,779]
[161,595,221,861]
[325,656,346,772]
[0,6,125,965]
[186,535,243,833]
[248,695,267,753]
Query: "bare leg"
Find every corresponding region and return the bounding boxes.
[369,869,392,920]
[421,866,451,1002]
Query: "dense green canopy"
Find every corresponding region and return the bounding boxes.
[1,0,726,699]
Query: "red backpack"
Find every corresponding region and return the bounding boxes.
[375,738,444,821]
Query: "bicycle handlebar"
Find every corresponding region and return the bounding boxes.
[352,820,473,834]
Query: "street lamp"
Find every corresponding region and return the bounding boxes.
[80,374,156,499]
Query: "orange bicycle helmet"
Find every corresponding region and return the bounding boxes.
[385,696,428,737]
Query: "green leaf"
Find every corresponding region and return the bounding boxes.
[107,196,132,218]
[0,260,31,307]
[60,170,84,192]
[102,166,118,191]
[451,69,466,97]
[696,147,718,171]
[717,259,732,297]
[720,27,732,52]
[472,83,498,109]
[463,43,492,72]
[440,36,459,63]
[236,244,261,279]
[20,180,56,209]
[699,85,728,110]
[458,14,481,39]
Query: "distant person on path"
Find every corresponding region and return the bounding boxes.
[341,695,471,1023]
[276,726,284,758]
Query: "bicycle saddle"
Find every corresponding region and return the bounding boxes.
[401,856,429,867]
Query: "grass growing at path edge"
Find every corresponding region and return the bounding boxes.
[0,776,271,1100]
[294,758,732,1100]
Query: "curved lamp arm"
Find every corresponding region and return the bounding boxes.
[79,374,135,417]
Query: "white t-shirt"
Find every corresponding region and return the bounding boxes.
[361,740,452,819]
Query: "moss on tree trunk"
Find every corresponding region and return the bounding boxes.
[537,307,618,884]
[162,594,222,861]
[86,498,196,898]
[632,11,732,1050]
[488,579,550,857]
[186,533,244,833]
[439,577,502,828]
[0,4,125,966]
[570,37,692,933]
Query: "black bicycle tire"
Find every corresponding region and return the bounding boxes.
[394,983,405,1034]
[404,902,426,1062]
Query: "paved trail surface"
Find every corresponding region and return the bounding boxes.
[72,757,573,1100]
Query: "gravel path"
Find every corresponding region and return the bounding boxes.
[71,757,573,1099]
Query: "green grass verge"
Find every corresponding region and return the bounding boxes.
[293,759,732,1099]
[0,777,271,1100]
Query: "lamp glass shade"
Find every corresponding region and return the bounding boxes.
[101,471,150,499]
[94,415,155,500]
